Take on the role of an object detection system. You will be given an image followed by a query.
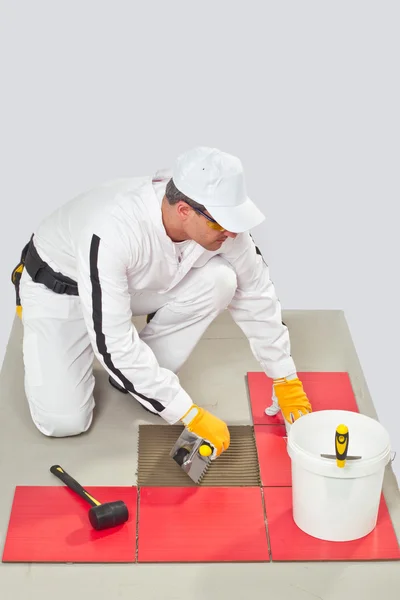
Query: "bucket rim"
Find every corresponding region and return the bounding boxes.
[288,436,391,466]
[287,409,391,462]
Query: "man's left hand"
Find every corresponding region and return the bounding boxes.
[272,375,312,425]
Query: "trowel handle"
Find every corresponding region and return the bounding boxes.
[335,425,349,468]
[199,441,214,457]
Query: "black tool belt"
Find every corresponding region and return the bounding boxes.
[18,235,79,296]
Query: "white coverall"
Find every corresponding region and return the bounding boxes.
[19,169,296,437]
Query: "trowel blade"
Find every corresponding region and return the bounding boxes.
[320,453,362,460]
[170,429,212,484]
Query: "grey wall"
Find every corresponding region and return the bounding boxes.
[1,1,398,481]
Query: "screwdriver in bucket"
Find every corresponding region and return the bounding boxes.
[320,424,362,467]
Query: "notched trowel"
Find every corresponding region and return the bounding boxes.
[170,429,214,484]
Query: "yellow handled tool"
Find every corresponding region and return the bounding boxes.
[50,464,129,530]
[335,424,349,468]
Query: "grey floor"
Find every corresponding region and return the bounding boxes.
[0,310,399,600]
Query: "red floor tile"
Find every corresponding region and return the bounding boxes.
[254,425,291,486]
[2,486,137,563]
[264,487,400,561]
[137,487,270,562]
[247,371,360,425]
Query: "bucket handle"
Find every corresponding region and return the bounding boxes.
[390,451,396,463]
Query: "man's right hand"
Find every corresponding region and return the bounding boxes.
[180,404,230,458]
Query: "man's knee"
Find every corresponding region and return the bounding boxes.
[30,408,93,437]
[204,256,237,312]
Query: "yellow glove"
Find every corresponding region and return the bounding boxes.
[180,404,230,459]
[272,376,312,424]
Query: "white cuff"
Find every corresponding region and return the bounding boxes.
[181,406,198,425]
[261,356,298,380]
[159,388,194,425]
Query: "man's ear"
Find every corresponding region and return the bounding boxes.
[176,201,192,222]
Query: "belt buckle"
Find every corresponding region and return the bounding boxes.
[53,280,67,294]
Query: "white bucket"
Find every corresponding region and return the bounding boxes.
[287,409,392,542]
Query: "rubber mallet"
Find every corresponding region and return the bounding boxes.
[50,465,129,531]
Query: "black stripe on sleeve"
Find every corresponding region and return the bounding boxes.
[250,233,268,266]
[249,234,287,329]
[89,234,165,413]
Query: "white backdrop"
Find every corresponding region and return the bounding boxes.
[1,1,398,482]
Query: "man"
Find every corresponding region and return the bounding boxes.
[12,146,312,458]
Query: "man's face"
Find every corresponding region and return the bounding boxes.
[178,202,237,250]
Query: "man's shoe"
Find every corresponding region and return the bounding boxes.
[108,376,160,417]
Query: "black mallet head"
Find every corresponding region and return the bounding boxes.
[88,500,129,531]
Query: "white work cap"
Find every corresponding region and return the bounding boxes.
[172,146,265,233]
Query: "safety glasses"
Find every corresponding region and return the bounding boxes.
[181,200,225,231]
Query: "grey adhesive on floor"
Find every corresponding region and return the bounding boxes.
[136,424,261,486]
